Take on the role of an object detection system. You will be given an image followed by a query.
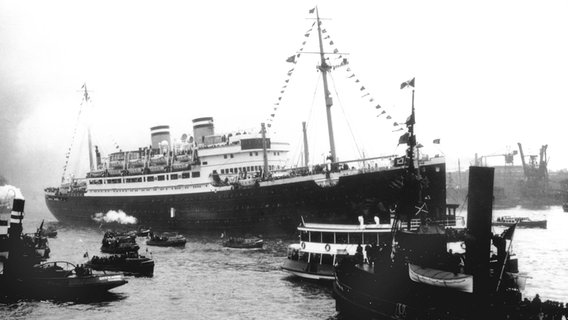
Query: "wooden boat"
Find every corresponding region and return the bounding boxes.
[86,251,154,276]
[408,263,473,293]
[222,236,263,250]
[492,216,547,229]
[101,231,140,253]
[23,261,127,297]
[146,233,186,247]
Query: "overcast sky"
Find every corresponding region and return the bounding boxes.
[1,1,567,210]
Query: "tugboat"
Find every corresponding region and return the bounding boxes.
[332,85,536,318]
[101,231,140,254]
[493,216,547,229]
[146,232,186,247]
[86,251,155,276]
[333,167,529,319]
[222,235,264,250]
[0,195,128,299]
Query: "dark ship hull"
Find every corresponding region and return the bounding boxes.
[45,162,446,233]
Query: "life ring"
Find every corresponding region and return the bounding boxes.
[460,242,466,250]
[301,242,306,249]
[325,244,331,252]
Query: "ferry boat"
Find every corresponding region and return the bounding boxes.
[44,9,448,233]
[281,217,420,281]
[493,216,547,229]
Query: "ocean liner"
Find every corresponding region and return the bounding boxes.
[45,8,447,233]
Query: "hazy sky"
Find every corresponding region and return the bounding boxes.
[1,1,567,211]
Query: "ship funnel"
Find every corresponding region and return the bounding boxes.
[150,125,171,150]
[9,198,25,238]
[192,117,214,145]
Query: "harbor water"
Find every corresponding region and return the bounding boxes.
[1,206,567,319]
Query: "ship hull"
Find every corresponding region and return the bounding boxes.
[46,163,446,233]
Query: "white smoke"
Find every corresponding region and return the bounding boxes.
[0,185,25,207]
[92,210,137,224]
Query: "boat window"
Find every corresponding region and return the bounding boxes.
[300,231,309,242]
[349,232,362,244]
[299,252,309,262]
[310,231,322,243]
[322,232,334,244]
[335,233,348,244]
[310,253,322,264]
[321,254,333,265]
[182,172,190,179]
[147,176,155,182]
[191,172,200,178]
[157,175,165,181]
[171,174,178,180]
[202,162,208,165]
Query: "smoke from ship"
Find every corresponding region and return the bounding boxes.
[92,210,138,224]
[0,185,25,206]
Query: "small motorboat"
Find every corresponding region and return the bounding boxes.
[101,231,140,254]
[86,251,154,276]
[22,261,128,298]
[492,216,547,229]
[222,236,264,250]
[146,233,186,247]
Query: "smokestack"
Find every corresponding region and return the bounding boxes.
[9,198,25,238]
[150,125,171,150]
[192,117,214,145]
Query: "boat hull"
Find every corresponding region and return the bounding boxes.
[281,259,335,280]
[46,163,447,233]
[492,220,547,229]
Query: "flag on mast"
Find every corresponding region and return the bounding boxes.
[400,77,415,89]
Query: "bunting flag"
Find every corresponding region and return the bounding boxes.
[309,7,315,14]
[400,77,415,89]
[375,104,382,109]
[360,86,365,91]
[333,48,338,54]
[286,55,296,63]
[348,74,355,78]
[329,41,334,45]
[433,139,440,144]
[361,93,370,98]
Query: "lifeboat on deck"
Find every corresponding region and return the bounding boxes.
[408,263,473,293]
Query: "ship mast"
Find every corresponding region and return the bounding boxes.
[83,84,95,172]
[315,7,337,163]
